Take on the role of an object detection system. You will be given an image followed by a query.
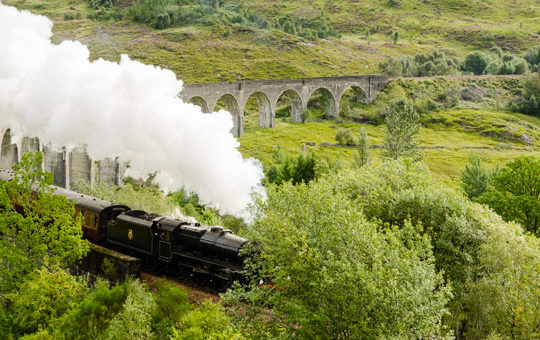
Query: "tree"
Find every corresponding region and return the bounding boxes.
[8,267,87,336]
[461,154,491,198]
[354,128,369,167]
[325,160,540,339]
[382,99,421,160]
[476,156,540,236]
[228,180,450,339]
[265,147,317,185]
[0,152,89,294]
[464,51,490,75]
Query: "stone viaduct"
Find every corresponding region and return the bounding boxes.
[0,128,125,189]
[180,75,390,137]
[1,75,390,187]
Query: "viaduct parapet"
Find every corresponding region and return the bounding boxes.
[0,128,125,189]
[180,75,390,137]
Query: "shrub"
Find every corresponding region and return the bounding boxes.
[464,51,491,75]
[354,128,369,167]
[476,156,540,236]
[325,160,540,338]
[8,267,87,337]
[265,147,317,185]
[54,279,129,339]
[0,152,89,294]
[228,179,450,339]
[105,280,156,340]
[335,128,355,146]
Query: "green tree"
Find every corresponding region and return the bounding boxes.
[8,267,87,336]
[169,301,243,340]
[476,156,540,236]
[382,99,421,160]
[265,147,317,185]
[354,128,369,167]
[325,160,540,338]
[105,280,156,340]
[464,51,490,75]
[0,152,89,294]
[461,154,491,198]
[227,180,450,339]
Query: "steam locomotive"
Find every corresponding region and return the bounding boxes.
[0,168,248,285]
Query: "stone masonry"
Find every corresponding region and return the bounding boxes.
[180,75,390,137]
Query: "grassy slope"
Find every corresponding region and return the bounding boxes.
[239,109,540,185]
[3,0,540,184]
[4,0,540,83]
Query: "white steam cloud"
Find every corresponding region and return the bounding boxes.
[0,2,264,216]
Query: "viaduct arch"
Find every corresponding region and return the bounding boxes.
[180,75,390,137]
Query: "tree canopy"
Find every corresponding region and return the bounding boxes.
[0,152,89,294]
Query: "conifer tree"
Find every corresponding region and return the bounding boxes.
[382,99,421,160]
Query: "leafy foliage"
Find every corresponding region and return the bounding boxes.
[354,128,369,167]
[124,0,339,39]
[334,128,355,146]
[379,50,461,77]
[0,152,89,294]
[265,146,317,185]
[461,154,492,198]
[476,156,540,236]
[325,160,540,338]
[169,300,243,340]
[8,267,87,336]
[382,99,421,160]
[228,179,450,339]
[105,280,156,340]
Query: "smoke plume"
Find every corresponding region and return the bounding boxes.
[0,2,264,216]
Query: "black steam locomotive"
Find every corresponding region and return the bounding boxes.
[0,168,248,285]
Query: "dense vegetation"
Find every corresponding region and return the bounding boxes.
[2,0,540,339]
[6,0,540,83]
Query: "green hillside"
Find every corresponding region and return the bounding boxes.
[4,0,540,83]
[4,0,540,182]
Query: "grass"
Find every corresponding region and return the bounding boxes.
[238,108,540,186]
[4,0,540,83]
[4,0,540,187]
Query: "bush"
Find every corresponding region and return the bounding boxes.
[169,301,242,340]
[379,50,460,77]
[152,280,190,337]
[476,156,540,236]
[325,160,540,338]
[105,280,156,340]
[54,279,129,339]
[265,146,317,185]
[228,179,450,339]
[0,152,89,294]
[8,267,87,337]
[335,128,355,146]
[354,128,369,167]
[464,51,491,75]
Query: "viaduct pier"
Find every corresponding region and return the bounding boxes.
[180,75,390,137]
